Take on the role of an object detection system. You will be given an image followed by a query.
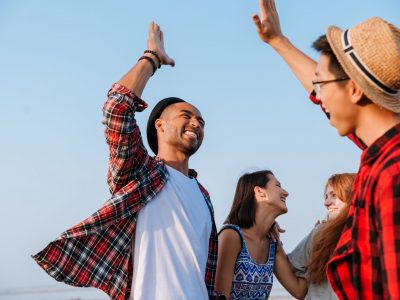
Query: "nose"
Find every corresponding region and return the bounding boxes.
[190,117,200,128]
[282,189,289,197]
[324,196,331,208]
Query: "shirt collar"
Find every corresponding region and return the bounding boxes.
[361,122,400,166]
[155,156,198,178]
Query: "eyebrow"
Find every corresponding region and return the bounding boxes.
[180,109,205,125]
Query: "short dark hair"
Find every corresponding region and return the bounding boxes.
[312,35,347,78]
[224,170,273,228]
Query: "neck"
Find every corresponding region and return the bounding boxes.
[247,209,278,240]
[157,148,190,176]
[355,105,400,146]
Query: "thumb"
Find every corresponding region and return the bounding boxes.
[164,56,175,67]
[252,14,262,31]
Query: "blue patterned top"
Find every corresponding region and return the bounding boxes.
[221,224,276,300]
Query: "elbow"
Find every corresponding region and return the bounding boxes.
[286,284,307,300]
[292,289,307,300]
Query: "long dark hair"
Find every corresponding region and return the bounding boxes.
[308,173,356,283]
[224,170,273,228]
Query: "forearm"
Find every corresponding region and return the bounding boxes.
[268,36,317,94]
[117,55,154,98]
[275,244,308,299]
[103,86,149,194]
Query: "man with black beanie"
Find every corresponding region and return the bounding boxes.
[33,22,220,300]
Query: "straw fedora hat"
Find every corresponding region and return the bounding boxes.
[326,17,400,112]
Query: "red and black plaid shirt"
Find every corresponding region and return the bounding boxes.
[33,84,218,300]
[311,93,400,299]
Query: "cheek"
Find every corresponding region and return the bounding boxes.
[336,200,347,211]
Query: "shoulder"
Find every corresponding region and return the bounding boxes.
[218,226,242,254]
[288,227,317,262]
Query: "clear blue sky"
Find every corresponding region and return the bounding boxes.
[1,0,399,298]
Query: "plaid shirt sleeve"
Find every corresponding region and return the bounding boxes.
[32,84,155,300]
[196,181,219,297]
[309,92,366,150]
[376,171,400,296]
[102,83,149,195]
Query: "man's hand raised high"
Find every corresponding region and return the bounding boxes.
[147,21,175,67]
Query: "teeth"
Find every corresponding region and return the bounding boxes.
[185,131,197,138]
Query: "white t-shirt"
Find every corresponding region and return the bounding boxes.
[130,165,212,300]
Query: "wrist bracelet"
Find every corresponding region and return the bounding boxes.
[144,50,162,68]
[138,56,156,76]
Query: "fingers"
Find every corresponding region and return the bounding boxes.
[259,0,267,21]
[270,0,277,13]
[252,14,262,32]
[275,223,286,233]
[154,23,160,35]
[269,234,277,243]
[149,21,161,37]
[149,21,154,38]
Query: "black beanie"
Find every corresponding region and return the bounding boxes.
[146,97,186,154]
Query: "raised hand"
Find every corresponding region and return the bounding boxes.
[252,0,284,45]
[267,222,286,242]
[147,21,175,67]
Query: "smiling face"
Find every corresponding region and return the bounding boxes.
[156,102,205,156]
[324,183,347,220]
[256,175,289,214]
[315,54,360,136]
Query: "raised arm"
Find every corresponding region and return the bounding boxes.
[103,22,175,195]
[274,242,308,299]
[252,0,316,93]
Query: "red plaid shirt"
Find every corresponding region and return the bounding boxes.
[311,93,400,299]
[33,84,218,300]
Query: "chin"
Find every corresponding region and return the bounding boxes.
[332,121,354,137]
[279,206,288,215]
[183,145,199,156]
[336,127,351,137]
[328,213,338,220]
[183,142,202,156]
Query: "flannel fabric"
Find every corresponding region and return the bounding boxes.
[32,83,218,300]
[311,93,400,299]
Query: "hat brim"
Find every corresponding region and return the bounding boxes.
[327,26,400,112]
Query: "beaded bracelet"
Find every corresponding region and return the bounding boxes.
[138,56,157,76]
[144,50,162,68]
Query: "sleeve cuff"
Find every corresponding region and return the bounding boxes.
[108,83,148,112]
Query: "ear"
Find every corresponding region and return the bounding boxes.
[254,186,267,200]
[155,118,164,133]
[349,80,365,105]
